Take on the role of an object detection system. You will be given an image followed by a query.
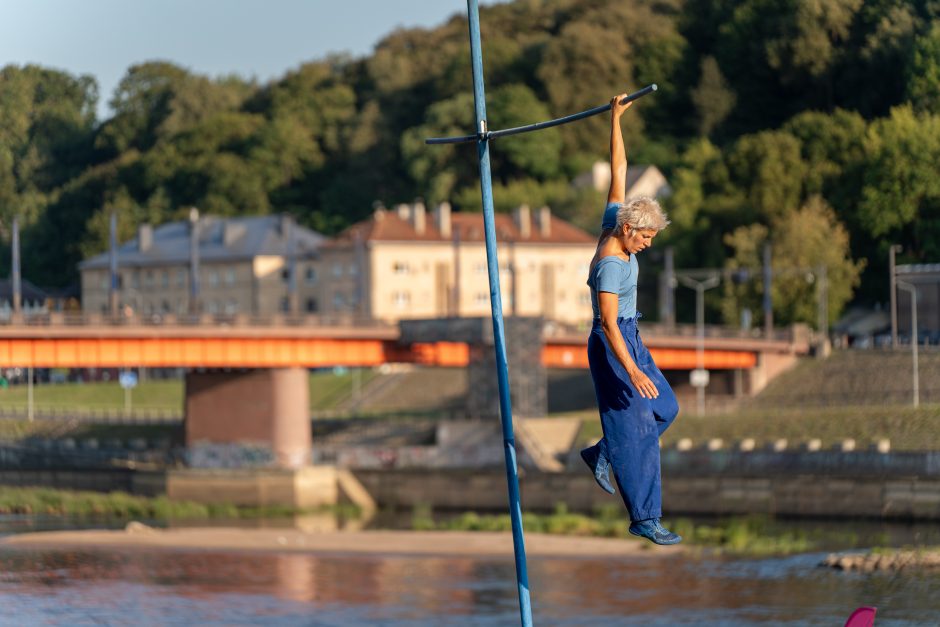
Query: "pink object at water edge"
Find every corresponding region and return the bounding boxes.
[844,606,877,627]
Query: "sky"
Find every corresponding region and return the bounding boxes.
[0,0,503,120]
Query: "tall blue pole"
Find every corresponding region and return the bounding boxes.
[466,2,533,625]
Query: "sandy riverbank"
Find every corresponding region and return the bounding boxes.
[1,525,682,558]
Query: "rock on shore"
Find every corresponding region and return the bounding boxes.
[821,549,940,572]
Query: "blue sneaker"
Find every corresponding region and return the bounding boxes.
[629,519,682,545]
[580,445,615,494]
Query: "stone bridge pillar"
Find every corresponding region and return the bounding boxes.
[184,367,310,468]
[400,316,546,418]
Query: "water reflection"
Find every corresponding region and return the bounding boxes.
[0,546,937,625]
[1,514,939,624]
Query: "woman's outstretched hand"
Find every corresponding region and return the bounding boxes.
[611,93,633,118]
[628,367,659,399]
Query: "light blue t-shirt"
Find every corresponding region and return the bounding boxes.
[587,255,638,320]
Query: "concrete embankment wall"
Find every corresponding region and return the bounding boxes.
[0,469,166,496]
[354,450,940,520]
[353,470,940,520]
[2,450,939,520]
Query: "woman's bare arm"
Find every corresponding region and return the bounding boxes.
[607,94,632,205]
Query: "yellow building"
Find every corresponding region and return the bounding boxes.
[79,215,325,317]
[320,202,597,324]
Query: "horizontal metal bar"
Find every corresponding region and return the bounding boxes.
[425,84,657,145]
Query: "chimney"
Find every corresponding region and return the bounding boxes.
[223,221,245,247]
[279,213,292,236]
[513,204,531,239]
[138,224,153,252]
[372,200,386,221]
[536,206,551,237]
[395,203,411,220]
[412,199,426,235]
[434,202,452,238]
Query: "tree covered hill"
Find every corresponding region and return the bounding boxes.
[1,0,939,327]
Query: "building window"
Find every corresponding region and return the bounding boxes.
[280,296,291,312]
[332,263,343,278]
[348,264,359,276]
[224,299,238,314]
[392,291,410,309]
[333,292,346,309]
[99,274,108,290]
[131,271,140,289]
[176,269,186,288]
[161,270,169,288]
[305,267,317,285]
[144,270,154,288]
[281,268,291,282]
[161,300,171,313]
[305,298,318,313]
[474,292,489,307]
[393,261,410,275]
[225,268,236,286]
[208,269,219,288]
[207,300,219,314]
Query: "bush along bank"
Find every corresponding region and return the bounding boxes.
[0,487,359,520]
[411,503,821,556]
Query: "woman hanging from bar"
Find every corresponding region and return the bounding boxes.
[579,93,681,545]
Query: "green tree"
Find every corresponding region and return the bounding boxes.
[690,56,736,136]
[723,197,864,328]
[858,105,940,260]
[727,130,806,223]
[905,22,940,114]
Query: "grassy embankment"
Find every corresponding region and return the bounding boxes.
[572,404,940,451]
[0,370,374,414]
[0,370,376,441]
[0,486,357,520]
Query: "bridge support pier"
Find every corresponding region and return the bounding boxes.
[184,368,310,469]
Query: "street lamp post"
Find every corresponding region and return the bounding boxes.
[678,270,721,417]
[889,244,902,348]
[896,280,919,408]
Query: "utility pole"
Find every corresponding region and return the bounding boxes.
[896,280,919,407]
[660,246,676,329]
[285,214,298,316]
[889,244,902,348]
[11,216,21,316]
[188,208,200,315]
[816,264,829,356]
[109,211,119,317]
[678,270,721,417]
[762,242,773,339]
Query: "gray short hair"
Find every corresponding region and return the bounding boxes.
[615,196,670,233]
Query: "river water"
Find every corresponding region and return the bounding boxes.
[0,516,937,626]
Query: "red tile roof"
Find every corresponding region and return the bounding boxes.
[332,208,594,245]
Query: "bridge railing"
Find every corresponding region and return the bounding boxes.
[0,311,397,330]
[0,405,182,424]
[543,319,807,343]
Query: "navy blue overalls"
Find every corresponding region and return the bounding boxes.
[584,314,679,522]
